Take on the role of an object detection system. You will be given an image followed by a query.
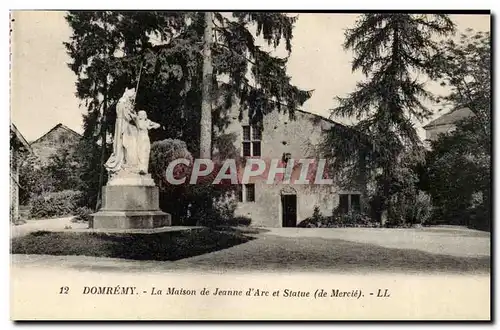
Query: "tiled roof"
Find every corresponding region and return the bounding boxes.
[30,123,82,145]
[10,123,31,151]
[423,107,474,129]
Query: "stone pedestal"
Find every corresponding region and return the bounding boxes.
[91,174,171,230]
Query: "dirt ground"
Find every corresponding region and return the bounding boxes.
[10,217,88,238]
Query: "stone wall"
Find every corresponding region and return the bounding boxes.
[219,105,364,227]
[10,149,19,222]
[425,124,456,141]
[30,125,81,165]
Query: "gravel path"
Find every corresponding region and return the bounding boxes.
[263,227,490,258]
[10,217,88,238]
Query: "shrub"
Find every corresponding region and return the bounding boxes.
[186,183,236,227]
[29,190,83,219]
[223,216,252,227]
[312,205,322,222]
[297,218,319,228]
[150,138,237,226]
[150,138,193,223]
[18,154,56,204]
[331,210,379,228]
[406,191,432,225]
[298,206,327,228]
[383,190,433,227]
[73,206,94,223]
[213,196,238,225]
[468,204,490,231]
[150,138,193,191]
[298,207,379,228]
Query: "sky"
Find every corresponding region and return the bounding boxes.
[10,11,490,142]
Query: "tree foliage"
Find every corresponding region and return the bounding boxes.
[422,119,490,228]
[149,138,236,226]
[422,29,491,230]
[323,14,455,223]
[18,154,55,204]
[65,11,311,152]
[46,148,81,191]
[430,28,491,150]
[65,11,310,217]
[18,143,86,206]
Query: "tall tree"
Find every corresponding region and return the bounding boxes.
[66,12,310,151]
[422,29,491,230]
[66,11,194,208]
[65,11,311,209]
[430,28,491,150]
[65,11,125,209]
[324,14,455,223]
[200,12,214,159]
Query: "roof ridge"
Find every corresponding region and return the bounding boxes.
[423,107,474,129]
[30,123,82,144]
[294,108,348,128]
[10,123,31,151]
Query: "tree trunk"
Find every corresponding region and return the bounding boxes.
[358,150,369,210]
[200,11,213,159]
[95,79,108,218]
[94,11,109,227]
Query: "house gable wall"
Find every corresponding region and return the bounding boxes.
[220,105,363,227]
[30,125,81,164]
[425,124,456,142]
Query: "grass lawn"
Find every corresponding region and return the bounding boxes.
[10,227,254,261]
[10,226,489,274]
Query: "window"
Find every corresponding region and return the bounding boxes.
[246,184,255,202]
[252,142,261,157]
[338,194,361,213]
[237,184,256,202]
[243,126,251,140]
[252,126,262,140]
[243,142,251,156]
[237,186,243,202]
[351,194,360,211]
[339,194,349,213]
[242,125,261,157]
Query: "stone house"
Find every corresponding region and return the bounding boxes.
[30,123,82,165]
[10,123,31,222]
[218,106,366,228]
[423,107,474,142]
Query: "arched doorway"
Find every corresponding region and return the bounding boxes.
[280,186,297,227]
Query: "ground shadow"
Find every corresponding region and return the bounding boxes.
[420,227,490,238]
[10,227,255,262]
[173,236,490,274]
[214,225,270,235]
[11,230,490,274]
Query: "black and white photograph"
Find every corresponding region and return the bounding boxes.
[9,9,491,320]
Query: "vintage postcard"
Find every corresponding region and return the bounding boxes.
[9,10,491,321]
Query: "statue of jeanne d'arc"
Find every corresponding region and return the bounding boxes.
[104,87,140,176]
[104,87,162,178]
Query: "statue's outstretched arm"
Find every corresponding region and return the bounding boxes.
[148,120,161,129]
